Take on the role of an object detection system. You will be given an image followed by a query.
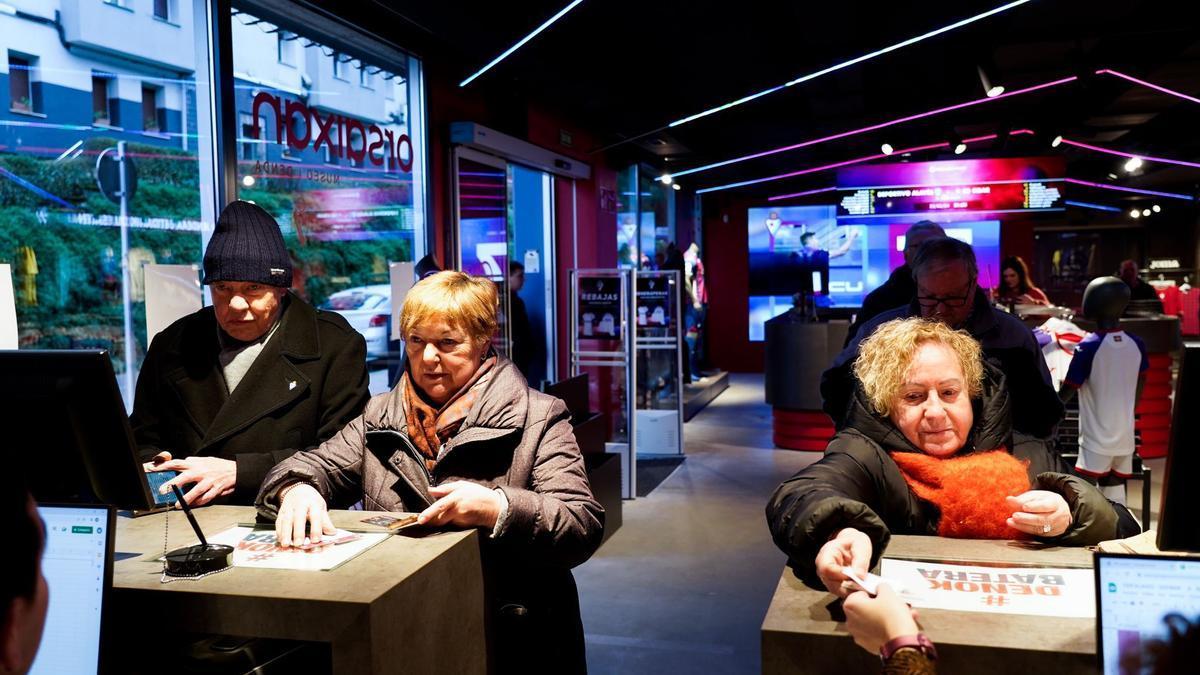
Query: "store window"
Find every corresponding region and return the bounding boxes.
[276,31,295,66]
[232,7,427,392]
[8,53,37,114]
[141,84,164,132]
[0,4,208,404]
[153,0,172,22]
[616,164,675,269]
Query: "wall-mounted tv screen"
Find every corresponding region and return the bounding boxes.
[747,207,1000,340]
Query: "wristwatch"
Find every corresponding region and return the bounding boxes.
[879,634,937,663]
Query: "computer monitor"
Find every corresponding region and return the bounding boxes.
[1157,344,1199,552]
[1095,552,1200,674]
[0,350,156,511]
[28,504,114,675]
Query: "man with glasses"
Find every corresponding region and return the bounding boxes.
[822,237,1063,439]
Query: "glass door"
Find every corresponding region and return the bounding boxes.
[453,147,510,357]
[508,164,556,386]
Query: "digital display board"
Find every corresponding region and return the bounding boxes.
[837,156,1065,218]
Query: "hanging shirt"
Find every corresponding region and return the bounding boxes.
[1064,330,1148,456]
[1036,317,1088,391]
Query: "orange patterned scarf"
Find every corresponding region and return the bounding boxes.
[890,450,1031,539]
[403,355,498,473]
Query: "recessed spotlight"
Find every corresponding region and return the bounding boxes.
[1051,135,1063,147]
[659,174,673,185]
[1124,157,1143,172]
[1142,208,1152,217]
[1130,209,1141,218]
[954,142,967,155]
[242,175,255,187]
[881,143,894,155]
[672,183,681,191]
[1152,204,1161,212]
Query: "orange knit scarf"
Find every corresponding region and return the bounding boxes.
[402,356,497,473]
[889,450,1031,539]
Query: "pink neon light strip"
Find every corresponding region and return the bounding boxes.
[674,77,1076,179]
[1065,178,1193,201]
[1059,138,1200,170]
[1096,69,1200,105]
[767,186,837,202]
[697,142,950,194]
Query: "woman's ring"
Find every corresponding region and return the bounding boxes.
[1042,522,1051,534]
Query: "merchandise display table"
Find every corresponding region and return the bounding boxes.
[111,506,486,674]
[761,536,1095,674]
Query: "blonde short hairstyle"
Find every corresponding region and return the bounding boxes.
[852,317,984,417]
[399,271,498,347]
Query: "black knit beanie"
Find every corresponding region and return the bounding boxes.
[203,200,293,287]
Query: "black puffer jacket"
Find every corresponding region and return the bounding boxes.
[767,362,1139,589]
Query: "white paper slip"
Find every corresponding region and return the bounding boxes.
[200,526,389,571]
[842,567,911,597]
[881,558,1096,618]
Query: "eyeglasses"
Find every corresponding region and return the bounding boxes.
[916,288,973,308]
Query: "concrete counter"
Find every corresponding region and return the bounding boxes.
[111,506,487,674]
[762,535,1095,675]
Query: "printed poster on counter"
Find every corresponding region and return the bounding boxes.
[880,558,1095,618]
[578,275,622,340]
[199,526,389,572]
[635,275,674,334]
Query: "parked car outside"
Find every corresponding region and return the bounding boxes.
[319,284,391,357]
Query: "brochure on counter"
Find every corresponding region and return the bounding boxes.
[879,558,1096,618]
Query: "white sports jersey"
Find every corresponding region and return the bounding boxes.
[1064,330,1148,456]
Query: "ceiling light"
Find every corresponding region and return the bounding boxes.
[881,143,894,155]
[768,186,837,202]
[954,142,967,154]
[671,75,1076,179]
[1153,204,1161,212]
[1143,209,1152,217]
[1051,135,1063,147]
[1064,200,1121,213]
[459,0,585,87]
[1124,157,1143,172]
[659,174,673,185]
[1130,209,1141,218]
[977,64,1006,98]
[1097,69,1200,105]
[1059,138,1200,170]
[242,175,255,187]
[1065,178,1193,201]
[697,141,948,194]
[672,183,681,191]
[1107,173,1118,180]
[661,0,1033,130]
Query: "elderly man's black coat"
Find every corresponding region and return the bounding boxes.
[130,294,370,503]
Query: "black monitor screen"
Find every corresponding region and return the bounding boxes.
[0,351,152,511]
[1157,344,1199,551]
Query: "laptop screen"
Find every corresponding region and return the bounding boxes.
[1097,554,1200,674]
[28,505,111,675]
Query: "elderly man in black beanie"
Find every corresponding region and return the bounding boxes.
[133,200,370,506]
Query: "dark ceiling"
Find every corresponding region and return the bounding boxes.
[317,0,1200,207]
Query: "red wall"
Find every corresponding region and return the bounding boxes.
[703,193,764,372]
[423,65,618,381]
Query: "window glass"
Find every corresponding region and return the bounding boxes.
[1,7,207,404]
[231,8,427,391]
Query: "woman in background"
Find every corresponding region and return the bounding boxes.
[995,255,1051,305]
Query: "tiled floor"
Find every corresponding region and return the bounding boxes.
[574,373,1164,674]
